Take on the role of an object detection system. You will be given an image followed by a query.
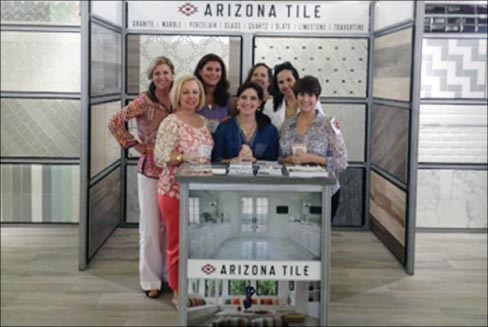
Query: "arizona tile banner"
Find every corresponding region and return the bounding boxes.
[128,1,369,34]
[188,259,321,281]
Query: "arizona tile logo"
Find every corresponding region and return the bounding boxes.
[178,2,198,16]
[201,263,216,275]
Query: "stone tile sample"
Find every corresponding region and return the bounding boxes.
[369,171,406,265]
[374,1,414,31]
[89,168,120,259]
[126,165,139,223]
[91,22,121,97]
[373,28,412,101]
[0,31,80,92]
[333,168,364,227]
[417,169,487,228]
[0,1,80,25]
[90,101,121,178]
[0,164,79,223]
[323,103,366,162]
[0,98,80,158]
[255,37,368,97]
[421,38,487,99]
[419,104,487,163]
[371,104,409,183]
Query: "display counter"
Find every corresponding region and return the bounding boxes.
[176,164,336,326]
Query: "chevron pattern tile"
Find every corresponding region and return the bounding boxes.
[0,1,80,25]
[421,38,487,99]
[255,37,368,98]
[0,32,80,92]
[0,98,80,158]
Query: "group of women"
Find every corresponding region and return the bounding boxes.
[108,54,348,309]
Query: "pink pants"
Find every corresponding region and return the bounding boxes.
[157,194,179,292]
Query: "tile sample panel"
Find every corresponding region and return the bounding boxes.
[421,38,487,99]
[91,1,122,26]
[369,171,406,264]
[89,168,120,258]
[373,28,412,101]
[323,103,366,162]
[90,101,121,178]
[126,165,139,223]
[0,31,80,92]
[0,98,80,158]
[419,104,487,163]
[333,168,364,227]
[371,104,410,183]
[374,1,414,31]
[254,37,368,97]
[0,164,79,223]
[0,1,80,25]
[127,35,241,95]
[417,169,487,228]
[91,22,122,97]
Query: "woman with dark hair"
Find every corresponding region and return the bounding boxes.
[194,53,232,133]
[243,63,274,113]
[280,76,348,220]
[266,61,323,130]
[108,56,174,299]
[213,82,279,163]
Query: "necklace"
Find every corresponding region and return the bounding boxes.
[237,116,256,139]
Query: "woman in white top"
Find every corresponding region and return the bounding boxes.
[265,62,323,130]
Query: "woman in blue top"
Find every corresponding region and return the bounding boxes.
[213,82,279,163]
[194,53,232,133]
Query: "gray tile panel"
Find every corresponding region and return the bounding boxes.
[373,28,413,102]
[371,104,410,183]
[333,168,364,227]
[126,165,139,223]
[0,98,81,158]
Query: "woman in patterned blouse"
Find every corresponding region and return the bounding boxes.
[280,76,348,219]
[194,53,232,133]
[154,75,214,309]
[108,56,174,299]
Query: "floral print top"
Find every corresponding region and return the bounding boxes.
[279,110,348,193]
[108,92,171,179]
[154,113,214,198]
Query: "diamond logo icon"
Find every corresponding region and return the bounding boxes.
[179,3,198,16]
[201,264,216,275]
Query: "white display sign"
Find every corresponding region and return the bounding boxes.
[128,1,370,34]
[188,259,321,281]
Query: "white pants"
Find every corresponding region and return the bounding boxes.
[138,173,168,291]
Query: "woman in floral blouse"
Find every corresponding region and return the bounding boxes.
[108,56,174,299]
[280,76,348,220]
[154,75,214,309]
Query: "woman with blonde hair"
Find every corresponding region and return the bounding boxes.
[109,56,174,299]
[154,75,214,309]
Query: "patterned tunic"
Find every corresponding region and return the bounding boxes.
[279,110,348,193]
[154,114,214,198]
[108,92,171,178]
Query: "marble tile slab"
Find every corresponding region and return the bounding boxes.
[374,1,414,31]
[371,104,410,183]
[89,168,120,259]
[90,101,121,178]
[255,37,368,98]
[90,22,121,97]
[416,169,487,228]
[0,31,80,92]
[0,164,79,223]
[0,98,80,158]
[373,28,413,102]
[127,35,241,95]
[333,168,364,227]
[419,104,487,163]
[369,171,406,264]
[421,38,487,99]
[323,103,366,162]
